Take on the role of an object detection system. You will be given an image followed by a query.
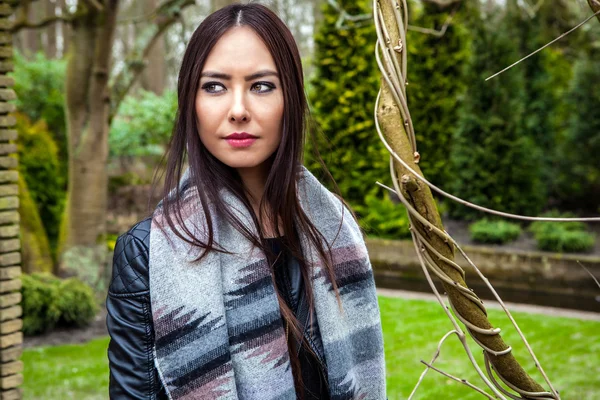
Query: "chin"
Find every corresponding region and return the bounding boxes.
[221,158,267,170]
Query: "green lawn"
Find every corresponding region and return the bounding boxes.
[380,296,600,400]
[22,336,109,400]
[22,296,600,399]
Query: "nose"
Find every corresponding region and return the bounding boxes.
[228,90,250,123]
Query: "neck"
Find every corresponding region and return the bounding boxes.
[236,163,269,210]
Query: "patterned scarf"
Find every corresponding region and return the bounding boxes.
[148,165,386,399]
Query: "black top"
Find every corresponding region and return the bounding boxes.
[265,236,330,400]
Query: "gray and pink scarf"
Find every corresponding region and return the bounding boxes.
[148,165,386,399]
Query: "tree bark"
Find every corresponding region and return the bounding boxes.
[45,0,57,58]
[140,0,166,95]
[56,0,69,56]
[21,3,41,58]
[59,0,120,283]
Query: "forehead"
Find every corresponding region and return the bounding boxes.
[202,26,277,74]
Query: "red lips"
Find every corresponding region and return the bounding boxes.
[225,132,257,139]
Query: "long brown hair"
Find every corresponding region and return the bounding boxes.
[150,2,360,397]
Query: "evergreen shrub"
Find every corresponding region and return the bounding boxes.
[306,0,406,238]
[21,273,98,336]
[110,89,177,157]
[469,219,521,244]
[56,278,99,327]
[529,211,595,253]
[353,192,411,239]
[15,113,65,254]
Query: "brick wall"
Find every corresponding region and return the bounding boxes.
[0,2,23,399]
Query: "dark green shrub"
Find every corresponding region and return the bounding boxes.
[21,273,61,335]
[554,54,600,210]
[449,2,545,220]
[9,50,68,172]
[469,219,521,244]
[529,210,586,235]
[110,89,177,157]
[535,230,595,253]
[56,278,99,327]
[406,1,471,186]
[529,210,595,253]
[21,273,98,336]
[15,113,66,258]
[305,0,388,213]
[353,192,411,239]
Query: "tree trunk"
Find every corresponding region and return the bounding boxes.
[59,0,120,286]
[57,0,69,56]
[45,0,57,58]
[20,4,40,58]
[140,0,165,95]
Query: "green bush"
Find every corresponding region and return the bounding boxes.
[469,219,521,244]
[110,89,177,157]
[9,51,67,159]
[354,192,411,239]
[21,273,62,336]
[529,210,595,253]
[305,0,388,213]
[535,230,595,253]
[56,278,99,327]
[449,2,545,220]
[21,273,98,336]
[15,113,66,257]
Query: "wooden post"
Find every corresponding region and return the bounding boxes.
[0,2,23,399]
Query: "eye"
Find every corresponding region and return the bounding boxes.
[201,82,225,94]
[251,82,276,93]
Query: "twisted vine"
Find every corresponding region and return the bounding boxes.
[372,0,565,398]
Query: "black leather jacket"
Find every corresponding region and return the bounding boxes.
[106,217,329,399]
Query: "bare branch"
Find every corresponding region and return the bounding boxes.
[577,261,600,290]
[109,0,195,121]
[11,0,79,33]
[520,0,545,19]
[409,330,459,399]
[486,8,600,81]
[407,6,458,38]
[83,0,104,12]
[420,360,496,399]
[10,14,74,32]
[326,0,372,30]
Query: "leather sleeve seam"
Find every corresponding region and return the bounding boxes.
[108,290,150,298]
[142,299,156,398]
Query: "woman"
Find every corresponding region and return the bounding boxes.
[106,3,386,399]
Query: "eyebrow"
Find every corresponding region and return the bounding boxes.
[200,70,279,81]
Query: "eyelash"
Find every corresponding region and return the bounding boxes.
[201,81,276,94]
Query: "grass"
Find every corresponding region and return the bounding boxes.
[380,296,600,400]
[22,297,600,399]
[22,336,109,400]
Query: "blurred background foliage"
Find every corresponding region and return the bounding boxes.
[11,0,600,267]
[9,0,600,323]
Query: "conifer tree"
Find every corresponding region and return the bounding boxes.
[449,2,545,219]
[555,52,600,211]
[406,1,471,188]
[306,0,409,237]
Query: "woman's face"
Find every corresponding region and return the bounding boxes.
[196,26,284,172]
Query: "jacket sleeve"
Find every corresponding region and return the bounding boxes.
[106,228,166,399]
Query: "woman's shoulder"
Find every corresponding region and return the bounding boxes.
[108,216,153,296]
